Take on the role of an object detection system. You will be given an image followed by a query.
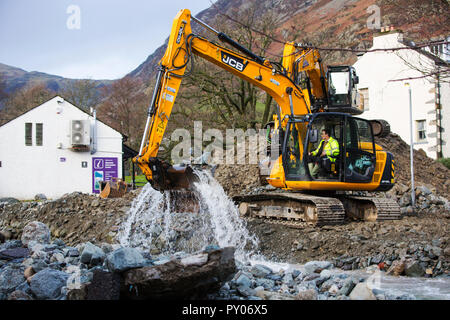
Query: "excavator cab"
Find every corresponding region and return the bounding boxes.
[327,66,362,115]
[282,113,377,184]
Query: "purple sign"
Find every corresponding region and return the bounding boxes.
[92,157,118,194]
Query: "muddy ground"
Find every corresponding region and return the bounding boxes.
[246,212,449,268]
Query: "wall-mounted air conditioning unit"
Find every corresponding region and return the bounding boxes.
[70,120,91,146]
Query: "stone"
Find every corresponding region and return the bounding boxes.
[255,278,275,290]
[86,270,121,300]
[295,289,318,300]
[7,290,33,300]
[21,221,51,247]
[236,274,252,288]
[0,247,30,261]
[304,261,332,274]
[29,268,69,300]
[67,284,88,300]
[338,278,357,296]
[249,264,273,278]
[237,285,256,297]
[386,260,406,276]
[0,265,26,296]
[0,230,13,243]
[80,242,105,266]
[105,247,146,273]
[256,290,295,300]
[349,282,376,300]
[0,197,20,204]
[24,266,35,280]
[122,247,236,299]
[34,194,47,201]
[328,284,340,295]
[404,260,425,277]
[180,253,208,267]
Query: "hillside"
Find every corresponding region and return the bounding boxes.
[0,63,111,109]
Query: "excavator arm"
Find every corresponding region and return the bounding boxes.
[133,9,311,190]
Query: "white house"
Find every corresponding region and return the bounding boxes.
[353,31,450,159]
[0,96,127,200]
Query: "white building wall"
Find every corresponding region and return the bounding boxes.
[354,32,450,159]
[0,96,123,200]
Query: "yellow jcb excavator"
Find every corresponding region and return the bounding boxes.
[133,9,400,226]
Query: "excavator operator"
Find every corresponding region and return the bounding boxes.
[308,129,340,178]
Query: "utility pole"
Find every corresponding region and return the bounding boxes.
[406,82,416,213]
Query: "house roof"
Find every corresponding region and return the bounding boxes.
[0,95,128,141]
[400,38,449,67]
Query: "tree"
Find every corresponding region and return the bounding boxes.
[173,3,285,131]
[0,83,54,125]
[59,79,102,112]
[97,77,148,150]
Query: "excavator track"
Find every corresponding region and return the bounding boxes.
[339,196,402,222]
[233,192,346,227]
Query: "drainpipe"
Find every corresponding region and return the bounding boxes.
[406,83,415,213]
[90,107,97,154]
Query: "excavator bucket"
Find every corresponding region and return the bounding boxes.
[144,158,198,192]
[99,177,128,199]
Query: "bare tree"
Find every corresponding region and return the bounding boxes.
[0,83,53,125]
[173,4,283,131]
[59,79,102,111]
[98,77,147,150]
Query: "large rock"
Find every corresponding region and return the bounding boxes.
[105,247,147,273]
[0,247,30,261]
[295,289,318,300]
[386,260,406,276]
[404,260,425,277]
[121,247,236,299]
[80,242,105,266]
[29,268,69,300]
[255,290,295,300]
[21,221,50,247]
[349,282,376,300]
[86,270,121,300]
[304,261,332,274]
[0,265,26,296]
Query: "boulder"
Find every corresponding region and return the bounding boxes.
[295,289,318,300]
[0,230,13,243]
[404,260,425,277]
[349,282,376,300]
[249,264,273,278]
[29,268,69,300]
[386,260,406,276]
[121,247,236,299]
[0,247,30,261]
[256,290,295,300]
[0,197,20,205]
[86,270,121,300]
[0,265,26,296]
[7,290,32,300]
[34,194,47,201]
[338,278,357,296]
[80,242,105,266]
[105,247,146,273]
[21,221,50,247]
[304,261,332,274]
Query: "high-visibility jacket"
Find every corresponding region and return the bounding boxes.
[311,136,340,162]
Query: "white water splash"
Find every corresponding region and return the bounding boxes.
[117,169,261,262]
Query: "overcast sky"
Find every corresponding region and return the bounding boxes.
[0,0,214,80]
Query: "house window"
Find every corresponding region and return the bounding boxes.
[36,123,43,146]
[416,120,426,141]
[25,123,32,146]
